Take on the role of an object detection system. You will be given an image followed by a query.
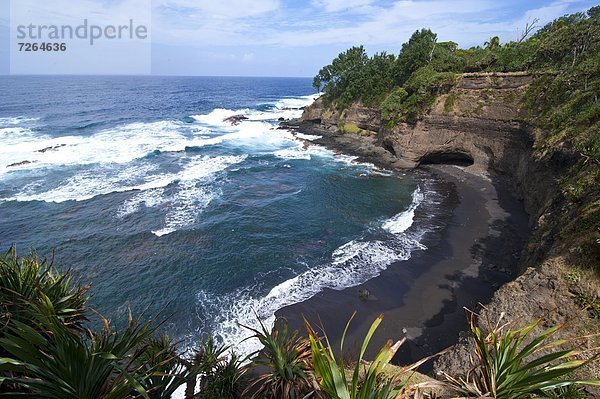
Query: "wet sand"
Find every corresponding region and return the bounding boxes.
[277,164,529,372]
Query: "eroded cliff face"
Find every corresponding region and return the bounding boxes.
[301,73,563,264]
[303,99,381,134]
[382,74,568,263]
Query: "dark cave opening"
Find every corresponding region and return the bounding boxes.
[419,151,475,166]
[383,142,397,156]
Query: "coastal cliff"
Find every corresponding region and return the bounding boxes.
[299,73,565,262]
[295,71,599,383]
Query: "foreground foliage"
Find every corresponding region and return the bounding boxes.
[305,312,436,399]
[1,305,162,398]
[1,249,599,398]
[0,247,197,398]
[188,336,246,399]
[243,318,317,399]
[0,246,89,331]
[444,310,600,399]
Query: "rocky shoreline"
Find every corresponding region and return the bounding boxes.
[281,119,404,171]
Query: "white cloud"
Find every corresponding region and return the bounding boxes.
[150,0,593,49]
[155,0,279,20]
[9,0,151,25]
[311,0,376,13]
[269,0,591,47]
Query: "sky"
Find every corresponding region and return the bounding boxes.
[1,0,598,76]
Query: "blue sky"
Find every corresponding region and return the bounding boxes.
[1,0,598,76]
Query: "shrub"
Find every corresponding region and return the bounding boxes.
[189,336,246,399]
[243,317,317,399]
[339,122,365,135]
[380,87,409,127]
[379,68,456,126]
[305,312,436,399]
[444,310,600,399]
[0,248,199,399]
[0,302,166,398]
[0,246,89,331]
[444,92,459,113]
[135,335,196,399]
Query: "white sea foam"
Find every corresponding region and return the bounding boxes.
[109,155,247,235]
[247,93,321,122]
[191,186,427,359]
[303,145,381,172]
[0,126,36,138]
[382,187,424,234]
[1,108,309,199]
[274,93,322,110]
[0,120,215,175]
[151,183,217,237]
[191,108,252,127]
[273,147,311,160]
[196,236,425,358]
[190,93,320,132]
[295,132,322,141]
[1,93,320,176]
[0,116,39,126]
[149,155,247,236]
[5,163,163,203]
[4,155,246,207]
[116,187,167,218]
[190,108,304,152]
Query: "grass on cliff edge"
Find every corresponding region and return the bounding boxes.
[339,122,374,136]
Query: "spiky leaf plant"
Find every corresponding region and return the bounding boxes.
[243,317,318,399]
[134,335,197,399]
[0,246,203,398]
[0,297,166,399]
[444,309,600,399]
[0,246,89,331]
[187,336,246,399]
[305,312,435,399]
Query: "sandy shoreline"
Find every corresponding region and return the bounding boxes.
[277,159,530,371]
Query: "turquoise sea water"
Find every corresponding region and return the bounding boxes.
[0,76,431,355]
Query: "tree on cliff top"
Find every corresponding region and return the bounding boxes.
[394,28,438,85]
[312,46,369,106]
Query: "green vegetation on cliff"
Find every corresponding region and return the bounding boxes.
[314,7,599,125]
[521,10,600,266]
[314,6,600,268]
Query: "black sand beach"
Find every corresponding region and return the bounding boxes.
[277,163,530,371]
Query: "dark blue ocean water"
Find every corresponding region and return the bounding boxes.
[0,76,429,354]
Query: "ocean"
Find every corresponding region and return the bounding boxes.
[0,76,433,356]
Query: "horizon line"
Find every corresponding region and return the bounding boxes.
[0,73,314,79]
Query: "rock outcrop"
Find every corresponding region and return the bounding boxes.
[223,114,248,125]
[379,74,564,236]
[304,99,381,134]
[7,160,35,168]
